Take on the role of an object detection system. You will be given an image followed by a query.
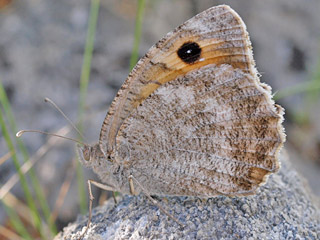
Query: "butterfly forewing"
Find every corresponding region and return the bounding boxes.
[98,5,285,196]
[99,5,256,154]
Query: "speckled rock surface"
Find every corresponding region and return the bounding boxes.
[55,152,320,240]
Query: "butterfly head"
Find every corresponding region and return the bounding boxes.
[77,143,110,167]
[77,144,92,165]
[77,143,121,191]
[79,144,92,161]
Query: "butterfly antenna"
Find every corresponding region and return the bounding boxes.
[44,97,86,141]
[16,130,85,145]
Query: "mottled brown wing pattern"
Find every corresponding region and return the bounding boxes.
[99,5,257,156]
[115,64,284,196]
[98,5,285,196]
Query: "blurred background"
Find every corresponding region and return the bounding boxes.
[0,0,320,239]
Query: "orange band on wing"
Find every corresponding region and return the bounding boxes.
[133,38,250,108]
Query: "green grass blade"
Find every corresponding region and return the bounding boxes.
[0,108,45,238]
[0,82,57,235]
[274,49,320,102]
[273,80,320,100]
[77,0,100,214]
[1,201,33,240]
[305,55,320,103]
[129,0,146,71]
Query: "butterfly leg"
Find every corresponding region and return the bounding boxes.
[128,175,185,228]
[129,175,136,195]
[78,179,115,240]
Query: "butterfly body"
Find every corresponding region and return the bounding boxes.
[78,5,285,198]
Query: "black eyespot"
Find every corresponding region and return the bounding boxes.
[177,41,201,64]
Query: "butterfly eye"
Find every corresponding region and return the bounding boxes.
[83,146,91,161]
[177,41,201,64]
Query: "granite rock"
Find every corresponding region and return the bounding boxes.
[55,152,320,240]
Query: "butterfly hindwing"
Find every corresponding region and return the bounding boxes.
[115,64,283,196]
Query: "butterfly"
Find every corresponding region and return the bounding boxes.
[78,4,285,203]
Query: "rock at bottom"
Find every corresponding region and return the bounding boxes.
[55,152,320,240]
